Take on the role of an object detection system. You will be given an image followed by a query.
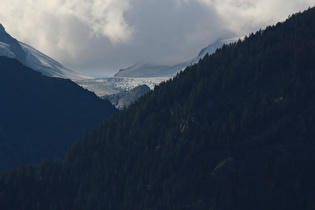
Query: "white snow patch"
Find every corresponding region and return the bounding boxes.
[0,41,15,58]
[20,42,92,81]
[76,77,168,97]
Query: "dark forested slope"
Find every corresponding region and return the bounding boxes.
[1,7,315,210]
[0,57,117,171]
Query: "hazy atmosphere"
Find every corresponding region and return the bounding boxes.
[0,0,312,77]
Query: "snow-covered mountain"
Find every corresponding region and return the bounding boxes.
[76,77,167,97]
[0,24,91,80]
[20,42,91,80]
[0,22,240,107]
[0,24,26,64]
[0,42,15,58]
[114,37,238,78]
[78,37,240,98]
[114,62,190,78]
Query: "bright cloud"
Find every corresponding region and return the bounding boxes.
[64,0,133,43]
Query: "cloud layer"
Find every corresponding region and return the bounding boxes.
[0,0,312,76]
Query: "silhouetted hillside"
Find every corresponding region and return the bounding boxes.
[0,57,117,171]
[1,7,315,210]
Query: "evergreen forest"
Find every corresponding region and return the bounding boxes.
[1,7,315,210]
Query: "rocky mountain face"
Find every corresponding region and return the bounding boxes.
[102,84,151,109]
[0,24,26,64]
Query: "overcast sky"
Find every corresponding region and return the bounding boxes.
[0,0,312,77]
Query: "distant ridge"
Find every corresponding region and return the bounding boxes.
[0,24,91,80]
[20,42,92,80]
[114,37,236,78]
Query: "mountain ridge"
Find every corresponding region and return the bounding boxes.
[0,24,26,64]
[0,24,91,80]
[114,37,236,78]
[20,42,92,80]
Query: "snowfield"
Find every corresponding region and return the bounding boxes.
[76,77,168,97]
[20,42,92,81]
[0,41,16,58]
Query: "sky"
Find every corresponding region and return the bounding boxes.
[0,0,312,77]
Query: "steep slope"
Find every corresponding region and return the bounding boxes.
[0,24,90,80]
[0,42,15,58]
[20,42,92,80]
[0,57,117,171]
[0,24,26,64]
[1,7,315,210]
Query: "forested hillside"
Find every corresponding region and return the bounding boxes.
[1,7,315,210]
[0,57,117,171]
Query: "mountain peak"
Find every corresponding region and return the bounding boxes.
[0,23,91,80]
[0,24,5,32]
[0,23,26,64]
[0,23,15,43]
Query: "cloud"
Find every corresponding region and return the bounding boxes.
[0,0,313,76]
[64,0,134,43]
[212,0,312,35]
[124,0,226,64]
